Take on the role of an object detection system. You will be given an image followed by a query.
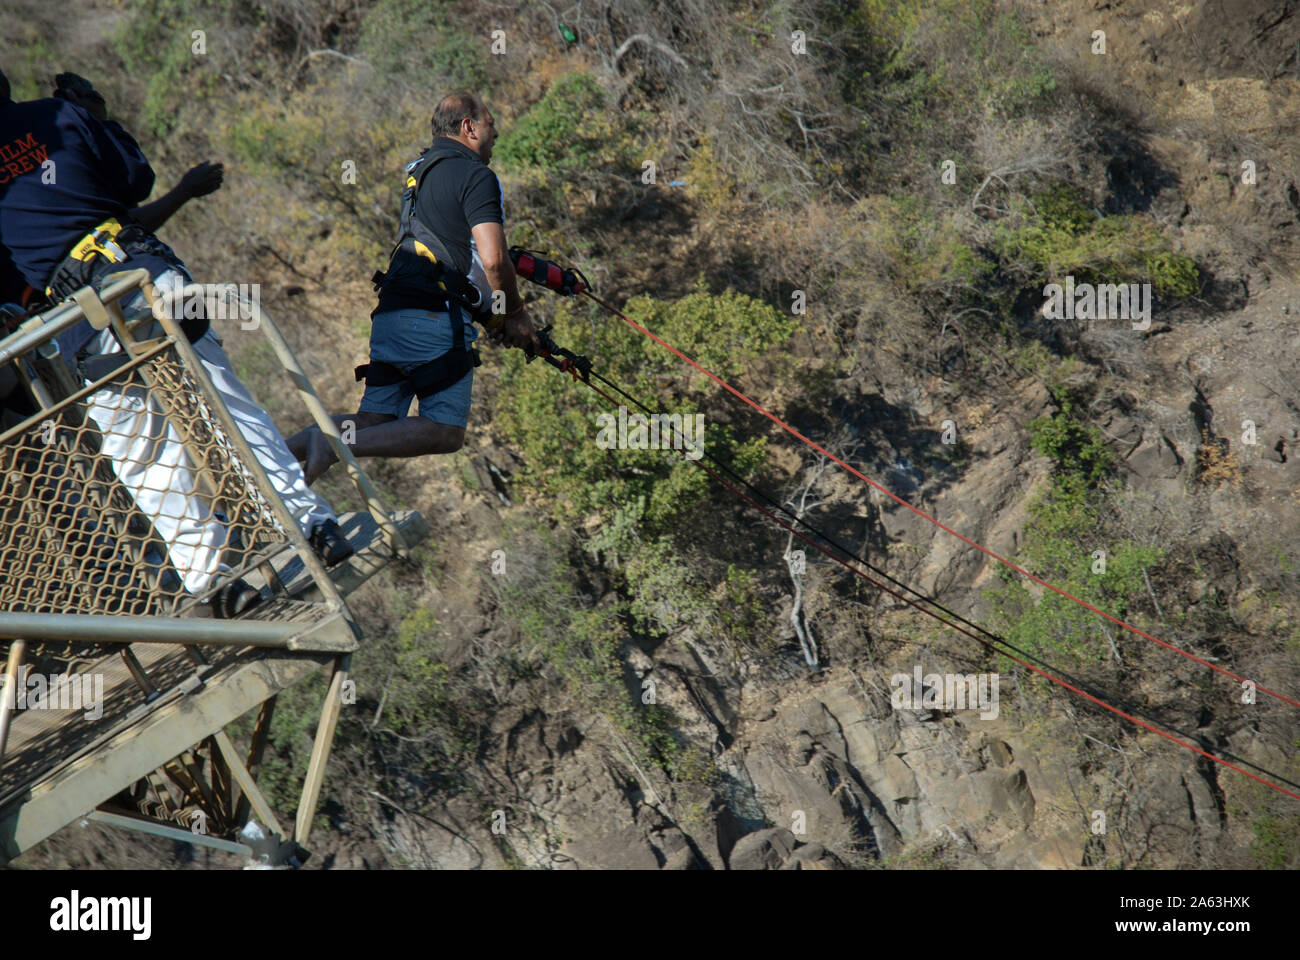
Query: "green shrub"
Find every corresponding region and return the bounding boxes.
[1027,388,1113,491]
[491,519,689,773]
[987,385,1163,663]
[1250,806,1300,868]
[357,0,486,91]
[113,0,233,138]
[220,85,420,263]
[718,564,766,649]
[986,492,1163,663]
[2,27,56,103]
[849,0,1059,182]
[1145,250,1200,297]
[1035,182,1095,234]
[494,73,613,177]
[862,195,994,299]
[383,608,457,730]
[995,184,1199,296]
[621,281,800,384]
[622,534,713,634]
[494,283,790,534]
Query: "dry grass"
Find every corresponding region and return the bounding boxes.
[1196,429,1243,486]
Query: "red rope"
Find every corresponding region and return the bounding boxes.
[573,374,1300,801]
[582,290,1300,711]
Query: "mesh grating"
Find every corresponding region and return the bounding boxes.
[0,282,399,857]
[0,337,291,636]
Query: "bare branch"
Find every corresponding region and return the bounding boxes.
[297,48,370,75]
[614,33,688,69]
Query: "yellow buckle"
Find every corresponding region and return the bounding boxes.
[68,217,124,263]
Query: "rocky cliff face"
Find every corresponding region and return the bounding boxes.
[15,0,1300,872]
[344,0,1300,867]
[319,636,1237,870]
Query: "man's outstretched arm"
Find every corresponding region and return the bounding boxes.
[53,74,223,232]
[130,161,224,233]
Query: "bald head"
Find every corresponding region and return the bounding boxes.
[431,91,498,163]
[432,92,488,138]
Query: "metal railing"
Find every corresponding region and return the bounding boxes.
[0,271,404,621]
[0,270,408,857]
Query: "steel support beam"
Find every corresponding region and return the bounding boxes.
[0,651,325,863]
[246,302,407,556]
[87,808,254,858]
[212,729,283,840]
[0,612,356,652]
[233,697,276,827]
[293,654,350,845]
[0,640,27,762]
[0,270,151,366]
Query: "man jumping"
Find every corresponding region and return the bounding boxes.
[289,91,540,484]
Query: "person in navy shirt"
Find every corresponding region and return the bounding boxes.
[0,68,351,614]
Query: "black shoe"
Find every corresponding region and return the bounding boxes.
[309,519,354,567]
[213,578,263,619]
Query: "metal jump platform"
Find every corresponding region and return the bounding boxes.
[0,270,426,865]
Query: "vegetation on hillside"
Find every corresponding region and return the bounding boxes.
[5,0,1295,869]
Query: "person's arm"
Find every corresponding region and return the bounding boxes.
[130,161,224,233]
[461,166,539,355]
[473,219,524,312]
[472,221,540,355]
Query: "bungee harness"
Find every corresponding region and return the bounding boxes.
[353,336,481,400]
[358,144,489,398]
[370,145,488,315]
[44,216,210,381]
[356,128,595,399]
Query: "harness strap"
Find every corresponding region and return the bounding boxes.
[373,147,484,313]
[354,306,480,400]
[46,220,209,368]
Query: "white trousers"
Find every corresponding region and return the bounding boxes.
[82,276,333,594]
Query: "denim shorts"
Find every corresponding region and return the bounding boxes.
[358,307,479,427]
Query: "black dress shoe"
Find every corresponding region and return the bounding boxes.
[309,519,354,567]
[213,578,263,619]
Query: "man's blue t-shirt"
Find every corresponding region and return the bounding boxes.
[0,94,155,289]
